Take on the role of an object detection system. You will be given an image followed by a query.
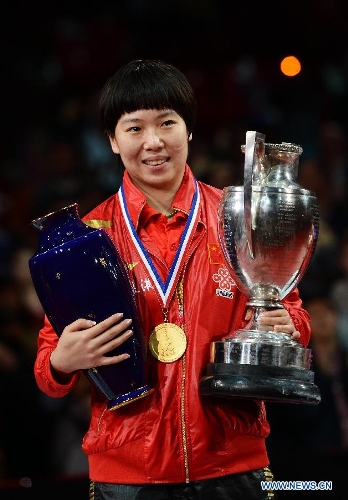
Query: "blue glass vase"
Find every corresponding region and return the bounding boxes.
[29,203,154,410]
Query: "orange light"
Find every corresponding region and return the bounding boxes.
[280,56,301,77]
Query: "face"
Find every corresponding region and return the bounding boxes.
[109,109,191,193]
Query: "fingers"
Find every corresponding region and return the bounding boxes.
[97,323,133,354]
[291,330,301,340]
[257,309,299,339]
[92,315,132,344]
[90,322,133,367]
[64,317,97,332]
[258,309,290,327]
[64,313,130,338]
[53,313,135,373]
[92,313,125,333]
[244,308,253,321]
[87,314,134,362]
[63,312,134,358]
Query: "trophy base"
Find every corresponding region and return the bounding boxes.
[107,385,155,410]
[199,364,321,404]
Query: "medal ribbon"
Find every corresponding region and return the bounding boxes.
[118,179,200,308]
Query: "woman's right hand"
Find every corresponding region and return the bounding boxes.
[50,313,133,376]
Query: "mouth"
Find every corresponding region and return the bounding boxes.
[143,158,169,167]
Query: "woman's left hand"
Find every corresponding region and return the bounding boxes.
[245,308,300,340]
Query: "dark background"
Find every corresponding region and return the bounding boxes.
[1,1,348,498]
[2,0,348,151]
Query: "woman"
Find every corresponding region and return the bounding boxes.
[34,59,310,499]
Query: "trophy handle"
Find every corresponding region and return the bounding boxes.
[244,131,266,259]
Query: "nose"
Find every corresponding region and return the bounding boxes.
[143,131,164,150]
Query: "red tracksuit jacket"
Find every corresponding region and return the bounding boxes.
[34,165,311,483]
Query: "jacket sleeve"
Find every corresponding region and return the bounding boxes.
[34,315,81,397]
[282,287,311,347]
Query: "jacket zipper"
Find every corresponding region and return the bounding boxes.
[177,279,190,483]
[97,406,107,434]
[181,354,190,482]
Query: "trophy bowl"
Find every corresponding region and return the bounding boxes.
[199,131,321,404]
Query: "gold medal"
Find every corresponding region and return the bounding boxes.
[149,323,187,362]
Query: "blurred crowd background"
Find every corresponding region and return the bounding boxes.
[2,1,348,498]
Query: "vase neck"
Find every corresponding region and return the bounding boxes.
[32,204,95,251]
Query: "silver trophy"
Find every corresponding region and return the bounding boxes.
[200,131,321,404]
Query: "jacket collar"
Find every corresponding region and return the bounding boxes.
[121,165,197,229]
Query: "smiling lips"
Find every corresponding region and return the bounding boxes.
[143,158,169,166]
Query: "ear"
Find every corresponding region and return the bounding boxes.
[109,135,120,154]
[188,133,193,142]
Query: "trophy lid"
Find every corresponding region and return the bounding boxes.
[241,142,303,155]
[264,142,303,155]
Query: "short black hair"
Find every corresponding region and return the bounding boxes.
[99,59,197,137]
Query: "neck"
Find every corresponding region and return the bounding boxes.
[132,177,183,216]
[126,166,187,215]
[145,190,176,215]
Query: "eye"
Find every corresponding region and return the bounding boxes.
[126,126,141,132]
[162,120,175,127]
